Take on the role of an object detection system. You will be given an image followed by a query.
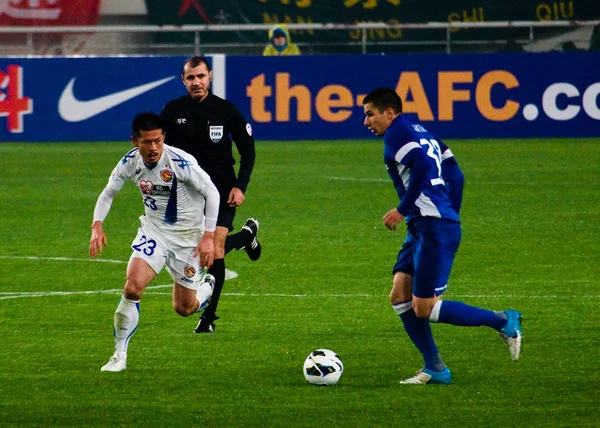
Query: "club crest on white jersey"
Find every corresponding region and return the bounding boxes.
[160,169,173,183]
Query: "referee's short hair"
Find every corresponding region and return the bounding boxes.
[182,56,212,75]
[363,87,403,114]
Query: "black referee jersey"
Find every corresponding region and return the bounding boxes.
[161,92,256,193]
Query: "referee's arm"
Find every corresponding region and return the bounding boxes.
[228,104,256,194]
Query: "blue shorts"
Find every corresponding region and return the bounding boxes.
[393,218,461,298]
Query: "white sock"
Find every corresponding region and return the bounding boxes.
[429,300,443,322]
[113,297,140,358]
[392,300,412,315]
[195,280,212,313]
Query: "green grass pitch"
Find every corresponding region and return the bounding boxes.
[1,139,599,427]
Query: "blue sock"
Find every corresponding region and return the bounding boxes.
[400,309,445,372]
[436,300,507,330]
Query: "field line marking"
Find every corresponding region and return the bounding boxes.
[2,286,600,301]
[323,176,388,183]
[322,176,576,186]
[0,255,126,264]
[155,293,600,299]
[0,284,172,300]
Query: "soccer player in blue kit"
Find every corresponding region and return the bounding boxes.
[362,87,523,385]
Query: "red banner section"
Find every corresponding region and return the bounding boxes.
[0,0,101,26]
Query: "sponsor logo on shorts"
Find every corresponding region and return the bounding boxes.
[160,169,173,182]
[184,266,196,278]
[180,276,193,284]
[139,179,153,195]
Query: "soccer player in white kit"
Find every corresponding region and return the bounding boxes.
[89,112,220,372]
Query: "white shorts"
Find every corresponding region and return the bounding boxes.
[129,225,205,290]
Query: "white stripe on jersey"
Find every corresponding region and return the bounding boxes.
[415,193,442,218]
[441,148,454,161]
[396,142,442,218]
[398,160,442,218]
[394,141,421,164]
[397,163,411,187]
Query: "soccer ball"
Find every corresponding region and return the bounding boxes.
[303,349,343,386]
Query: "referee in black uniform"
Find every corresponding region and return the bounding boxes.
[161,56,261,333]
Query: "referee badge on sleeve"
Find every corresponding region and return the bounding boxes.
[209,125,223,143]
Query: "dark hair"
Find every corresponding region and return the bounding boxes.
[363,87,403,114]
[182,55,212,75]
[132,112,164,138]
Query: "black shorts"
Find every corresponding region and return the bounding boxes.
[217,199,236,231]
[213,175,237,231]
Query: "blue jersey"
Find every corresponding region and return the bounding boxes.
[383,115,464,223]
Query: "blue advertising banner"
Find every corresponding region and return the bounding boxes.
[0,53,598,141]
[0,56,222,142]
[227,52,600,140]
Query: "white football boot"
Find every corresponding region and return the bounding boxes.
[400,368,452,385]
[101,353,127,372]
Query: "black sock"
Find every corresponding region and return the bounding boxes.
[203,258,225,323]
[224,230,251,255]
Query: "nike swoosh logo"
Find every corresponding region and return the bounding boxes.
[58,76,176,122]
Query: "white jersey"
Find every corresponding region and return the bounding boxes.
[99,144,218,238]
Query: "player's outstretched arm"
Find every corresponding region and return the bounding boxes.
[90,221,108,257]
[89,186,119,257]
[193,177,219,268]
